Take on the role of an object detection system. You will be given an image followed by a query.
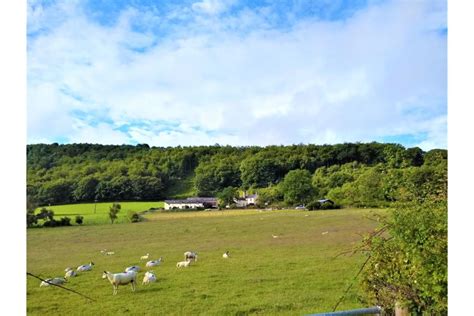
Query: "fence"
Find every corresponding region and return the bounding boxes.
[307,306,383,316]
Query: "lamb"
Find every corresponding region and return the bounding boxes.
[64,268,77,278]
[40,277,67,287]
[102,271,137,295]
[184,251,198,262]
[125,265,141,273]
[142,271,157,285]
[176,259,192,268]
[146,257,163,267]
[140,253,150,260]
[222,251,230,259]
[77,262,94,272]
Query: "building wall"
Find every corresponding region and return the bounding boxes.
[164,202,203,210]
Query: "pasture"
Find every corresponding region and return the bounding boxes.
[27,208,386,315]
[36,201,165,225]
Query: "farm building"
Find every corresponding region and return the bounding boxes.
[233,193,258,208]
[164,197,218,210]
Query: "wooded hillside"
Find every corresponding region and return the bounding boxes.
[27,142,447,207]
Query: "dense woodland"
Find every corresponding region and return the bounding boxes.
[27,142,447,208]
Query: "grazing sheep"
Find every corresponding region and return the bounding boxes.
[64,267,73,272]
[105,251,115,255]
[322,231,329,235]
[125,265,141,273]
[77,262,94,272]
[222,251,230,259]
[40,277,67,287]
[142,271,157,285]
[64,269,77,279]
[102,271,137,295]
[140,253,150,260]
[176,260,192,268]
[184,251,198,262]
[146,257,163,268]
[272,234,279,239]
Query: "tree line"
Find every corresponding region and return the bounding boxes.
[27,142,446,207]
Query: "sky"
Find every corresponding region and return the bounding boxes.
[27,0,447,150]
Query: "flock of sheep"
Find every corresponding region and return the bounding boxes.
[39,250,231,295]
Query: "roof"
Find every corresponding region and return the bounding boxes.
[246,194,258,198]
[165,197,217,204]
[318,199,334,204]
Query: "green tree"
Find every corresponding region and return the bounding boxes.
[108,203,121,224]
[280,169,314,206]
[217,187,238,207]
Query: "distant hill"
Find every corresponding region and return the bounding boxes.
[27,142,446,207]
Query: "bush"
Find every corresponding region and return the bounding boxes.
[127,211,142,223]
[306,200,321,210]
[75,215,84,225]
[360,200,447,314]
[60,217,72,226]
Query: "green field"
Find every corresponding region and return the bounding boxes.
[27,208,385,315]
[36,201,165,225]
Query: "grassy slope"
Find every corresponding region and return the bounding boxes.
[165,174,196,199]
[36,201,165,225]
[27,208,385,315]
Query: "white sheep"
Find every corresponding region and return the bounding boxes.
[125,265,141,273]
[142,271,157,285]
[140,253,150,260]
[64,267,73,272]
[64,269,77,278]
[222,251,230,259]
[77,262,94,272]
[106,251,115,255]
[102,271,137,295]
[146,257,163,268]
[176,259,192,268]
[184,251,198,262]
[40,277,67,287]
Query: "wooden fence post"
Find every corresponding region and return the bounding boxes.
[394,302,409,316]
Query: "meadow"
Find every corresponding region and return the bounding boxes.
[36,201,165,225]
[27,208,386,315]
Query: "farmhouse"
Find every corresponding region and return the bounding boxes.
[233,193,258,208]
[164,197,218,210]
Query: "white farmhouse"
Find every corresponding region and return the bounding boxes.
[164,197,217,210]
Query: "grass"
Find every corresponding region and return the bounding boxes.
[35,201,164,225]
[27,208,386,315]
[165,174,196,198]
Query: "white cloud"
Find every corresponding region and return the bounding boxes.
[191,0,236,16]
[27,0,446,149]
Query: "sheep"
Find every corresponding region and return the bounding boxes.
[102,271,137,295]
[77,262,94,272]
[222,251,230,259]
[64,267,73,272]
[272,234,279,239]
[105,251,115,255]
[125,265,141,273]
[184,251,198,262]
[142,271,157,285]
[176,259,192,268]
[64,269,77,279]
[40,277,67,287]
[140,253,150,260]
[146,257,163,268]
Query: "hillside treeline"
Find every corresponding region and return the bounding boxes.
[27,142,446,207]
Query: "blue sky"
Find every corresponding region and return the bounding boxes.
[27,0,447,150]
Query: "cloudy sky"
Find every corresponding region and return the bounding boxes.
[27,0,447,150]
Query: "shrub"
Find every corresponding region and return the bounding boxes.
[75,215,84,225]
[306,200,321,210]
[127,211,142,223]
[60,217,72,226]
[360,200,447,314]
